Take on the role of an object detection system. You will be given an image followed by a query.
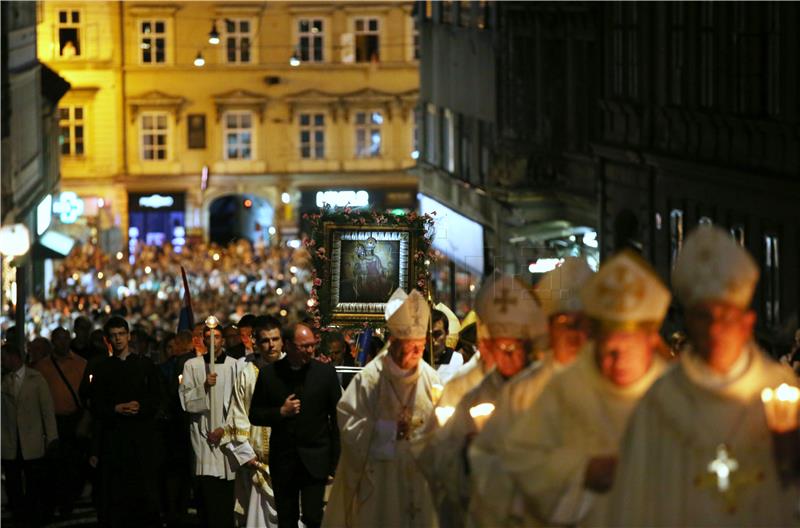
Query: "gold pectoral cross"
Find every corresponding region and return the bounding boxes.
[694,444,765,514]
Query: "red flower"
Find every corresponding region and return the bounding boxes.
[313,278,322,286]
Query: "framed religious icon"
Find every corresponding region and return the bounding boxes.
[322,223,418,324]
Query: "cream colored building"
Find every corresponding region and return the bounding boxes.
[38,1,419,245]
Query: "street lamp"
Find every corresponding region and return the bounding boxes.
[194,51,205,67]
[208,21,220,45]
[0,224,31,257]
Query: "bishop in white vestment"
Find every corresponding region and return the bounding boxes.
[425,274,547,528]
[468,257,594,527]
[323,289,441,528]
[503,250,671,527]
[608,226,799,527]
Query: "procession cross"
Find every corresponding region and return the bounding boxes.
[494,287,517,313]
[707,444,738,492]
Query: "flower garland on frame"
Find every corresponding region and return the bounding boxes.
[303,206,436,330]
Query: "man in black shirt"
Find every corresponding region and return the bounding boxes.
[91,316,162,527]
[249,322,342,528]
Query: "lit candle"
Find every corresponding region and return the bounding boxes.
[469,402,495,431]
[761,383,800,433]
[89,374,93,383]
[205,315,220,428]
[435,406,455,427]
[178,374,183,385]
[431,383,444,405]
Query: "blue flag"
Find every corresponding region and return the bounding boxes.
[355,327,373,366]
[177,266,194,332]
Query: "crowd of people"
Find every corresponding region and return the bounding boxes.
[2,225,800,528]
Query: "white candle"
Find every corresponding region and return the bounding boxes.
[435,406,455,427]
[89,374,93,383]
[469,402,495,431]
[761,383,800,433]
[178,374,183,385]
[205,315,219,428]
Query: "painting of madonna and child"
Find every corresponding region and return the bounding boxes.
[337,234,403,305]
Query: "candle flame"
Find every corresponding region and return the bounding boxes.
[179,374,183,384]
[469,402,495,419]
[435,406,455,426]
[776,383,799,403]
[89,374,93,383]
[761,387,774,403]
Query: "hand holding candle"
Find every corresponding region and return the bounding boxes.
[469,402,495,432]
[761,383,800,433]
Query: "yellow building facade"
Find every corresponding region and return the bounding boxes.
[38,1,419,246]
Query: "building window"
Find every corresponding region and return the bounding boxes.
[441,0,453,24]
[139,19,166,64]
[733,4,766,116]
[476,0,489,29]
[411,108,420,159]
[354,17,380,63]
[669,4,686,105]
[458,1,471,27]
[412,16,420,60]
[58,9,81,57]
[767,4,781,116]
[299,113,325,159]
[354,110,383,158]
[764,234,780,326]
[669,209,684,268]
[225,18,252,64]
[443,109,455,172]
[298,19,324,62]
[140,112,168,161]
[224,111,253,160]
[479,121,491,186]
[58,105,84,156]
[611,3,639,99]
[699,3,715,108]
[425,104,438,165]
[460,133,471,182]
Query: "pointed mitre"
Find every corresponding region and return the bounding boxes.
[385,288,430,340]
[475,273,547,340]
[580,250,671,330]
[534,257,594,317]
[434,302,461,349]
[672,225,759,310]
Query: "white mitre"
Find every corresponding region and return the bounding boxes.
[672,225,759,310]
[580,249,670,330]
[385,288,430,340]
[534,257,594,317]
[434,302,461,348]
[475,273,547,340]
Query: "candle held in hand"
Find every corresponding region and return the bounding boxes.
[435,406,455,427]
[761,383,800,433]
[469,402,495,431]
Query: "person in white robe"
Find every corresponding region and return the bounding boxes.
[608,226,799,527]
[222,319,285,528]
[468,257,594,527]
[323,289,441,528]
[425,273,548,528]
[503,250,671,527]
[181,320,241,528]
[434,303,464,384]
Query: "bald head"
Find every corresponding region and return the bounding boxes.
[287,323,317,368]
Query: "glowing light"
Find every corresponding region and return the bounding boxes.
[290,266,298,274]
[276,288,284,296]
[97,272,104,279]
[290,277,298,285]
[281,192,291,204]
[762,383,800,432]
[469,284,476,292]
[411,150,420,160]
[469,402,495,430]
[707,444,738,492]
[431,383,444,404]
[279,309,288,317]
[144,266,152,274]
[194,52,205,67]
[116,252,124,260]
[435,406,455,426]
[268,226,277,236]
[212,253,220,261]
[0,224,31,257]
[529,258,564,274]
[72,273,80,281]
[583,231,598,248]
[307,299,315,307]
[205,315,219,329]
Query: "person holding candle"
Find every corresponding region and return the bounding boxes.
[423,273,547,528]
[180,317,241,528]
[323,288,440,528]
[468,257,594,527]
[91,316,163,527]
[609,225,798,527]
[503,250,669,527]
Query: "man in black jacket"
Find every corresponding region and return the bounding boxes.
[249,322,341,528]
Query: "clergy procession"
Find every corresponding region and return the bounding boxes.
[3,225,799,528]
